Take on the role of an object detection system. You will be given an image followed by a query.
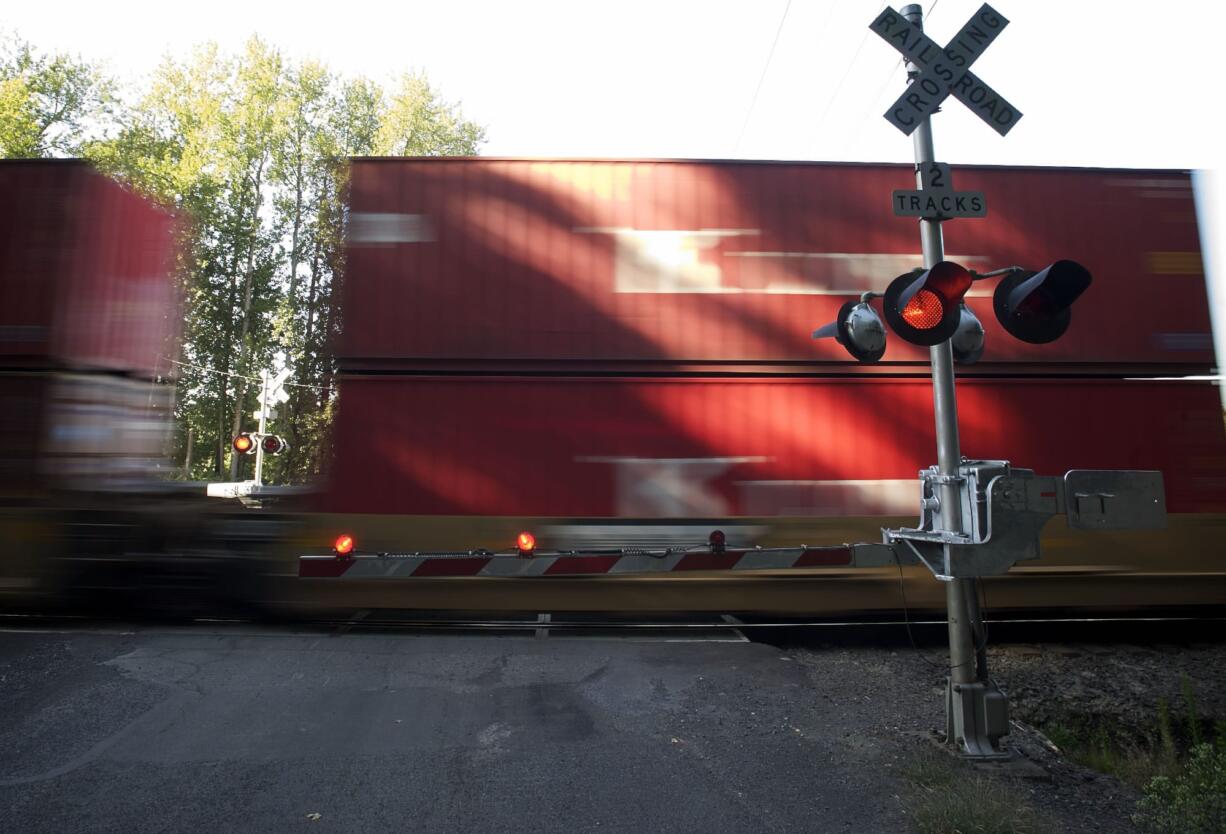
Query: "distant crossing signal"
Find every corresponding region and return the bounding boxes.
[232,433,256,455]
[260,434,287,455]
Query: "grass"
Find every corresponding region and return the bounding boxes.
[1041,717,1178,788]
[903,751,1054,834]
[1040,674,1218,790]
[1038,674,1226,833]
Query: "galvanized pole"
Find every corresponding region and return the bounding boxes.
[900,2,983,702]
[254,369,268,487]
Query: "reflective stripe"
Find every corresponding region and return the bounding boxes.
[301,545,860,579]
[607,552,687,574]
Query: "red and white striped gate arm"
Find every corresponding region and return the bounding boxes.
[298,541,901,579]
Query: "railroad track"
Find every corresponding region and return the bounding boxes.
[3,610,1223,645]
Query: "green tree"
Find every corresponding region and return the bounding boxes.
[255,74,383,483]
[89,38,285,479]
[376,71,484,156]
[0,33,113,157]
[83,40,486,484]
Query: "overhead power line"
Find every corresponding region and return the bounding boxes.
[167,358,329,391]
[811,2,887,149]
[823,0,941,157]
[733,0,793,155]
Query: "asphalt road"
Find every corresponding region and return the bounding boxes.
[0,623,914,833]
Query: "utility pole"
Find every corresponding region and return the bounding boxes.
[900,2,991,750]
[825,0,1165,758]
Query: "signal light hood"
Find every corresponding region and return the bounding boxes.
[993,260,1092,344]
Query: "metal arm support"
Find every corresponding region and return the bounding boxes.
[884,461,1166,581]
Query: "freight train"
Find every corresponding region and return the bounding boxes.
[3,157,1224,617]
[0,160,283,615]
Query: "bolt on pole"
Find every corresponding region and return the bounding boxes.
[899,0,990,733]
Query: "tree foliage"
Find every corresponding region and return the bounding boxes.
[1135,740,1226,834]
[2,33,485,483]
[0,33,113,157]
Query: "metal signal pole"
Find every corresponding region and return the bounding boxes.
[254,369,268,487]
[900,2,989,735]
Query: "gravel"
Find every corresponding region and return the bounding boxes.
[785,633,1226,834]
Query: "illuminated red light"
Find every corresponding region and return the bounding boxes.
[334,534,355,556]
[901,289,945,330]
[517,531,536,553]
[232,434,254,453]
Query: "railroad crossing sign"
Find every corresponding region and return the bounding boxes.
[870,4,1022,136]
[253,369,291,424]
[267,369,291,406]
[893,162,987,220]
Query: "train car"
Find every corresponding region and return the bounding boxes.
[0,160,277,613]
[288,158,1226,616]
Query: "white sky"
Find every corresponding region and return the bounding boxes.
[7,0,1226,371]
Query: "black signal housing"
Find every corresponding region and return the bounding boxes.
[882,261,974,346]
[993,260,1092,344]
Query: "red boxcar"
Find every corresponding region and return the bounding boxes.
[0,161,180,498]
[326,376,1225,519]
[304,158,1226,614]
[0,160,179,380]
[340,159,1209,369]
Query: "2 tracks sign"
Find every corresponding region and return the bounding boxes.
[892,162,987,220]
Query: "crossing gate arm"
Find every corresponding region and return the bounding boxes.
[297,542,906,579]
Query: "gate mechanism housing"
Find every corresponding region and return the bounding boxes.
[884,460,1166,580]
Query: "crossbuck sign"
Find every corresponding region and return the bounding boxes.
[870,4,1021,136]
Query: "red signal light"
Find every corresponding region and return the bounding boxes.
[517,531,536,555]
[334,534,355,556]
[883,262,973,346]
[900,289,944,330]
[232,433,255,454]
[261,434,286,455]
[709,529,727,553]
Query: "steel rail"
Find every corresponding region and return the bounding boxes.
[4,612,1224,632]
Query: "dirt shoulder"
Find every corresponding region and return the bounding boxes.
[784,636,1226,834]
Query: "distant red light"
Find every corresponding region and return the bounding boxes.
[232,434,254,454]
[334,534,355,556]
[709,530,726,552]
[517,531,536,554]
